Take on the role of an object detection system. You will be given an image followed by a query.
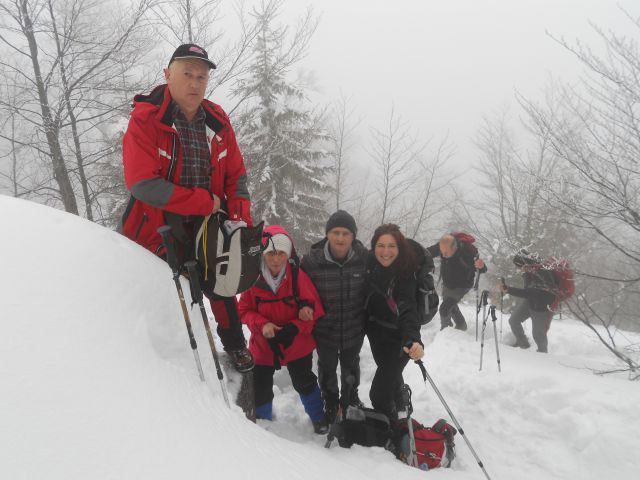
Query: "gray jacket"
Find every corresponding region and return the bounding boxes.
[301,238,368,350]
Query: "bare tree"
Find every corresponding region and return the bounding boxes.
[506,10,640,375]
[328,92,362,210]
[0,0,154,221]
[0,0,78,213]
[369,104,426,225]
[409,134,456,242]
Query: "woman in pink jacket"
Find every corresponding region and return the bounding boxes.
[238,225,328,433]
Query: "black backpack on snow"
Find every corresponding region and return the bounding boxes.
[333,406,394,449]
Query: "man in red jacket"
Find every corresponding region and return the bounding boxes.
[120,44,253,372]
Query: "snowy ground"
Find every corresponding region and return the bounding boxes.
[1,195,639,480]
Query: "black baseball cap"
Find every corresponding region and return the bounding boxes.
[169,43,216,70]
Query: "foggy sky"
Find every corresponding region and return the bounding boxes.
[293,0,639,177]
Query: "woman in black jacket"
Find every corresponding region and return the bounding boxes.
[365,224,424,419]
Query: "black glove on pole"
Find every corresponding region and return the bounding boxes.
[185,260,230,407]
[158,226,205,381]
[413,359,492,480]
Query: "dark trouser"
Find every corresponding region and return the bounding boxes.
[316,339,363,408]
[509,300,553,352]
[367,323,410,418]
[254,354,319,407]
[210,297,247,351]
[439,286,471,328]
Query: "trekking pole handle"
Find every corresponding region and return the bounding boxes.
[490,305,497,322]
[481,290,489,306]
[184,261,204,304]
[474,268,482,290]
[157,225,179,274]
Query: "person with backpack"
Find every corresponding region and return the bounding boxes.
[301,211,368,422]
[120,44,253,373]
[427,233,487,331]
[238,225,329,433]
[501,249,559,353]
[365,224,424,420]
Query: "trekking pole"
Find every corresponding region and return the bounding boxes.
[490,305,502,372]
[185,260,230,408]
[500,277,505,339]
[399,384,419,468]
[413,360,492,480]
[474,267,481,341]
[157,226,205,382]
[479,292,490,371]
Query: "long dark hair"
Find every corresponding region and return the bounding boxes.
[370,223,416,276]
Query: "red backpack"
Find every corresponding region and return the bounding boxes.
[393,418,457,470]
[452,232,475,245]
[547,258,575,310]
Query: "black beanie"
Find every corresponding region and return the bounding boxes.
[325,210,357,236]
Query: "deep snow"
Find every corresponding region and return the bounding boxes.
[1,195,639,480]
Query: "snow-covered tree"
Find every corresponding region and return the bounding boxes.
[235,3,330,250]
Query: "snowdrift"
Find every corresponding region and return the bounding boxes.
[1,195,639,480]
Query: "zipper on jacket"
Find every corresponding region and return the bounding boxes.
[134,213,148,241]
[166,134,178,181]
[339,266,344,351]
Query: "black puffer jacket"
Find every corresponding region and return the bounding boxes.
[427,241,487,289]
[364,253,422,347]
[507,268,558,312]
[301,238,368,350]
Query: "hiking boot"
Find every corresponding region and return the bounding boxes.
[454,322,468,331]
[313,418,329,435]
[440,322,453,331]
[227,347,254,373]
[349,394,365,409]
[513,336,530,349]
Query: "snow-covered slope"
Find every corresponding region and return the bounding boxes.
[1,195,639,480]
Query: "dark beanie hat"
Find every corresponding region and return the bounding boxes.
[513,249,540,267]
[325,210,357,236]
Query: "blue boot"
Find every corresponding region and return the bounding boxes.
[299,385,328,434]
[256,402,273,421]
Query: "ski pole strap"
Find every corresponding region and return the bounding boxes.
[158,225,179,275]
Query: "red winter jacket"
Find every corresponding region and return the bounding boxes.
[120,84,252,255]
[238,226,324,367]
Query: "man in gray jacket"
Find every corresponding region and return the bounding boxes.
[301,211,368,421]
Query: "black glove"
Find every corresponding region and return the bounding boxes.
[268,338,284,370]
[273,323,299,349]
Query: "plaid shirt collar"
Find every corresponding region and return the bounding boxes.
[172,103,205,126]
